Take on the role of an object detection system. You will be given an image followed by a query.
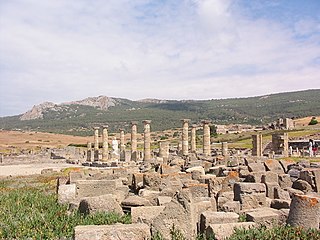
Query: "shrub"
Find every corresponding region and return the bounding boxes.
[309,117,318,125]
[0,187,130,239]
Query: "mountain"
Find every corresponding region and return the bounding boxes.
[1,89,319,136]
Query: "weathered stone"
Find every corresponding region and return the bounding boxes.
[279,159,295,173]
[143,172,161,190]
[261,172,278,184]
[264,159,284,174]
[184,183,209,198]
[78,194,123,215]
[287,193,320,229]
[74,223,151,240]
[206,222,256,240]
[292,179,312,193]
[234,182,266,197]
[265,182,280,199]
[131,206,165,224]
[151,189,197,239]
[271,199,291,209]
[200,211,239,233]
[76,180,119,198]
[221,200,241,213]
[157,196,172,205]
[246,209,279,226]
[160,164,180,174]
[247,162,265,172]
[278,174,292,189]
[69,171,84,184]
[138,189,160,206]
[132,173,144,193]
[58,184,76,204]
[244,171,264,183]
[217,191,234,210]
[122,195,152,207]
[285,187,304,198]
[274,188,291,201]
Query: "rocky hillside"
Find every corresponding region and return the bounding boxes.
[1,89,320,136]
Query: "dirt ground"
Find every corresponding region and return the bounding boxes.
[0,130,92,153]
[293,116,320,127]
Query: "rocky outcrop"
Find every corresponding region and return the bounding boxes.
[20,102,55,120]
[20,96,118,120]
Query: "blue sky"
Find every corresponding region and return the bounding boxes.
[0,0,319,116]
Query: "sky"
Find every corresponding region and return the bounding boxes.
[0,0,320,116]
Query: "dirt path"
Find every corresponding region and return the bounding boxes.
[0,162,82,176]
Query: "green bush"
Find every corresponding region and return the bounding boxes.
[309,117,318,125]
[228,225,320,240]
[0,188,130,239]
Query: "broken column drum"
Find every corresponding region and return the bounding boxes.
[191,124,197,153]
[159,141,169,164]
[102,125,109,162]
[202,120,211,157]
[143,120,152,162]
[181,119,190,156]
[131,121,138,161]
[287,193,320,229]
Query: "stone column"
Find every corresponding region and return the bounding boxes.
[287,193,320,229]
[252,134,263,157]
[159,141,170,164]
[191,124,197,153]
[143,120,151,162]
[202,120,211,157]
[131,121,138,161]
[119,128,125,161]
[222,142,228,156]
[102,125,109,162]
[87,142,93,162]
[283,132,289,158]
[93,127,100,161]
[181,119,190,156]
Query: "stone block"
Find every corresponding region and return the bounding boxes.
[160,164,180,174]
[271,199,291,209]
[274,187,291,200]
[279,159,295,173]
[74,223,151,240]
[157,196,172,205]
[143,172,161,190]
[206,222,255,240]
[246,209,279,226]
[278,174,292,189]
[234,182,266,200]
[132,173,144,193]
[151,189,197,239]
[261,172,278,184]
[220,200,241,213]
[244,171,264,183]
[264,159,284,174]
[200,211,239,233]
[247,162,265,172]
[292,180,312,193]
[131,206,165,224]
[69,171,84,184]
[184,183,209,198]
[265,182,280,199]
[58,184,76,204]
[76,180,118,198]
[78,194,123,216]
[121,195,151,207]
[240,193,266,210]
[138,189,160,206]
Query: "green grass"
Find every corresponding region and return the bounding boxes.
[0,181,130,239]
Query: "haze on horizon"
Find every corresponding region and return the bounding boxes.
[0,0,320,117]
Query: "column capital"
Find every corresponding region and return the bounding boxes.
[201,120,211,124]
[119,128,125,132]
[181,119,190,123]
[93,126,100,130]
[143,120,151,124]
[102,125,108,129]
[191,124,197,128]
[131,121,138,125]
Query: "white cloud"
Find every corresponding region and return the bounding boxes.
[0,0,319,116]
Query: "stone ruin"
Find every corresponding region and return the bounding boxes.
[55,119,320,239]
